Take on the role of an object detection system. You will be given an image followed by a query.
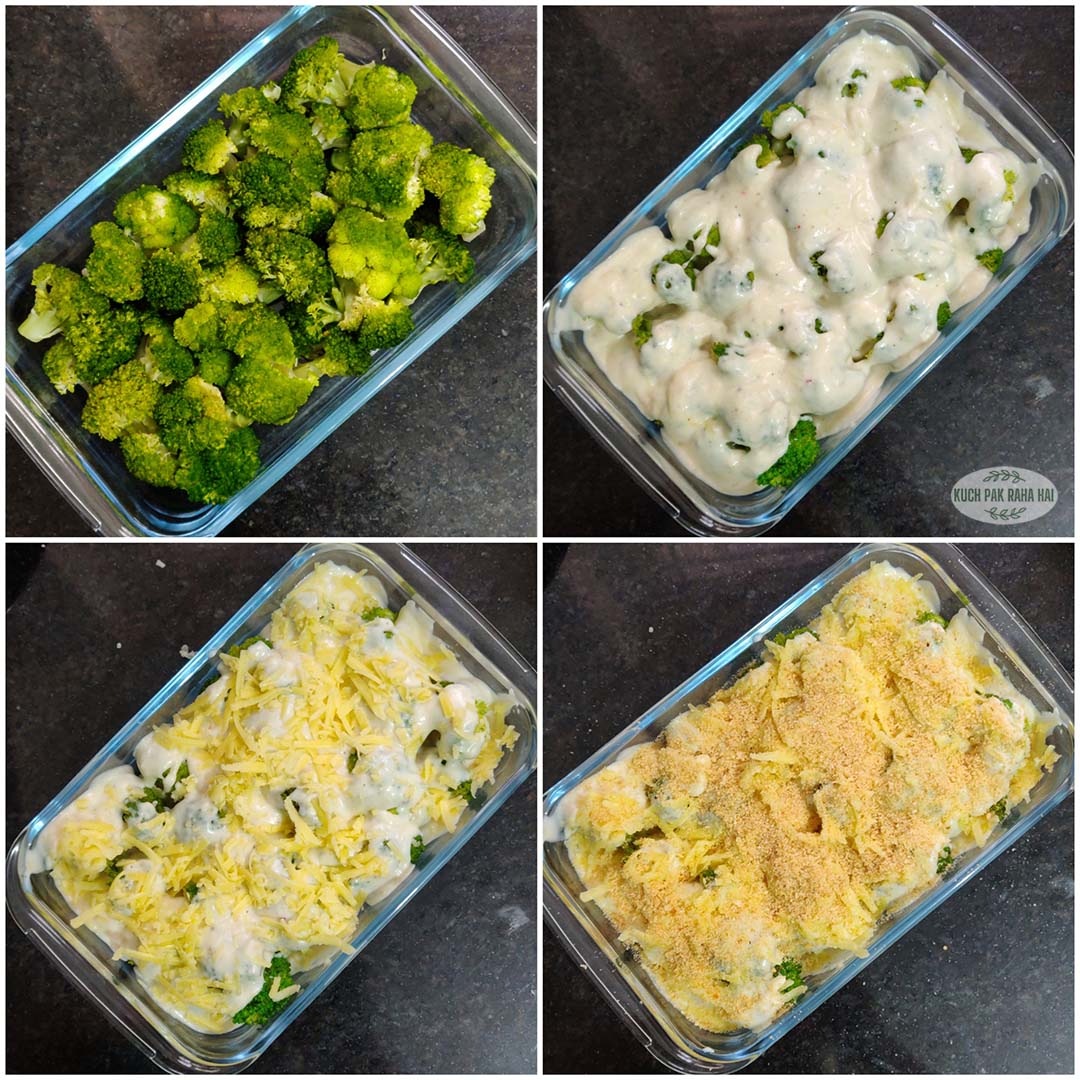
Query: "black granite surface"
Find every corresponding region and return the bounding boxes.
[6,6,536,537]
[543,6,1074,537]
[6,543,536,1073]
[543,543,1073,1072]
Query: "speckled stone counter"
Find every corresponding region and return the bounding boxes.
[7,543,536,1073]
[7,6,536,537]
[543,6,1073,537]
[542,543,1073,1072]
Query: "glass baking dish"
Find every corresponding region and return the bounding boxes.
[6,5,536,537]
[543,6,1073,536]
[7,542,537,1072]
[543,542,1073,1072]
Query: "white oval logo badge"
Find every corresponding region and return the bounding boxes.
[951,467,1058,525]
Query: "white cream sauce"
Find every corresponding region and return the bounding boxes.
[565,33,1042,494]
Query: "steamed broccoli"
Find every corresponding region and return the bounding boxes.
[17,37,497,508]
[916,611,948,627]
[84,221,146,302]
[232,955,297,1026]
[976,248,1004,273]
[756,418,821,488]
[419,143,496,236]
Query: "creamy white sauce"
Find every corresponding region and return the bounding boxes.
[565,33,1042,494]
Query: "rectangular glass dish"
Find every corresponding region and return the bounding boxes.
[543,542,1073,1072]
[7,542,538,1072]
[6,5,536,537]
[543,6,1073,536]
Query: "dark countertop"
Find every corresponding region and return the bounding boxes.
[543,6,1074,537]
[6,6,536,538]
[6,542,537,1073]
[542,543,1073,1073]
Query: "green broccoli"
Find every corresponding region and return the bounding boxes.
[916,611,948,627]
[345,64,418,130]
[248,110,327,191]
[741,133,778,168]
[936,301,952,331]
[699,867,717,886]
[326,207,421,298]
[142,250,201,311]
[419,142,496,236]
[406,220,476,288]
[329,122,432,222]
[989,797,1008,823]
[181,119,238,175]
[17,264,109,342]
[180,208,242,266]
[976,248,1004,273]
[120,431,180,487]
[137,314,196,385]
[196,347,233,387]
[84,221,146,302]
[937,846,954,874]
[959,147,982,164]
[226,635,272,657]
[309,102,350,150]
[632,312,652,346]
[361,606,396,622]
[67,306,144,386]
[42,339,81,395]
[891,75,928,92]
[232,955,297,1025]
[756,418,820,488]
[163,169,232,215]
[114,185,198,249]
[245,228,333,302]
[279,35,362,112]
[199,258,269,305]
[81,359,162,441]
[761,102,805,131]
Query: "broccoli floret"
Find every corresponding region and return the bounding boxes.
[741,133,778,168]
[17,264,110,342]
[196,347,233,387]
[42,339,80,395]
[181,119,238,175]
[248,111,327,189]
[153,377,240,456]
[245,228,333,302]
[330,123,432,222]
[344,64,418,130]
[632,313,652,346]
[279,36,362,111]
[312,327,372,378]
[976,248,1004,273]
[419,142,495,236]
[959,147,982,164]
[937,846,954,874]
[173,301,229,353]
[120,431,179,487]
[308,281,414,350]
[756,418,820,488]
[916,611,948,627]
[326,207,420,298]
[409,835,426,864]
[282,301,330,358]
[114,185,198,249]
[137,314,196,385]
[761,102,805,131]
[163,169,232,215]
[84,221,146,302]
[936,300,952,331]
[200,258,273,305]
[233,955,297,1026]
[80,359,163,441]
[225,357,319,424]
[406,220,476,289]
[67,306,144,386]
[227,154,314,230]
[180,208,242,266]
[220,303,296,366]
[988,797,1008,823]
[142,250,202,311]
[309,102,350,150]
